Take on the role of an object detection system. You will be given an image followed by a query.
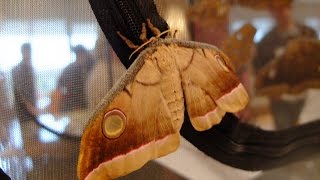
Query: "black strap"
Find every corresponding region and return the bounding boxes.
[182,113,320,170]
[88,0,320,171]
[89,0,168,68]
[0,168,11,180]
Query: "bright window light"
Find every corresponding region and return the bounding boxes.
[71,23,98,50]
[305,17,320,38]
[31,35,71,72]
[0,36,28,72]
[0,20,98,73]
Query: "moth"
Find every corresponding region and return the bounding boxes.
[220,23,256,71]
[77,19,249,180]
[255,37,320,98]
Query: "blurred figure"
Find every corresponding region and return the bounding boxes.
[51,45,95,113]
[188,0,230,47]
[11,43,36,122]
[253,3,317,72]
[253,3,318,129]
[86,33,125,109]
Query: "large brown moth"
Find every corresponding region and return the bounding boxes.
[220,23,256,71]
[77,20,249,180]
[255,37,320,98]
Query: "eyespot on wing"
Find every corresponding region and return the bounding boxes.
[102,109,127,139]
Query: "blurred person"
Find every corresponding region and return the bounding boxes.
[253,2,318,129]
[50,45,95,113]
[11,43,36,122]
[253,2,317,72]
[86,33,126,109]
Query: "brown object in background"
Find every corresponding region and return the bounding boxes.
[229,0,293,10]
[220,23,257,122]
[187,0,230,28]
[220,23,257,71]
[188,0,293,22]
[255,37,320,98]
[188,0,230,46]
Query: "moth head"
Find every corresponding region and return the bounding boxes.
[102,109,127,139]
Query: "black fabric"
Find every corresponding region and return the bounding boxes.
[89,0,168,68]
[88,0,320,171]
[182,113,320,170]
[0,168,11,180]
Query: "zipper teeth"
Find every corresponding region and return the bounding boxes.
[117,0,141,40]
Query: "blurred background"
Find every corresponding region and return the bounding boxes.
[0,0,320,179]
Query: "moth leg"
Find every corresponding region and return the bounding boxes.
[140,23,148,43]
[117,31,139,49]
[172,30,178,38]
[146,18,161,37]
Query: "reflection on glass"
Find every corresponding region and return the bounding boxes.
[0,0,320,179]
[38,114,70,134]
[0,120,28,180]
[38,129,60,143]
[9,120,24,150]
[0,18,99,136]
